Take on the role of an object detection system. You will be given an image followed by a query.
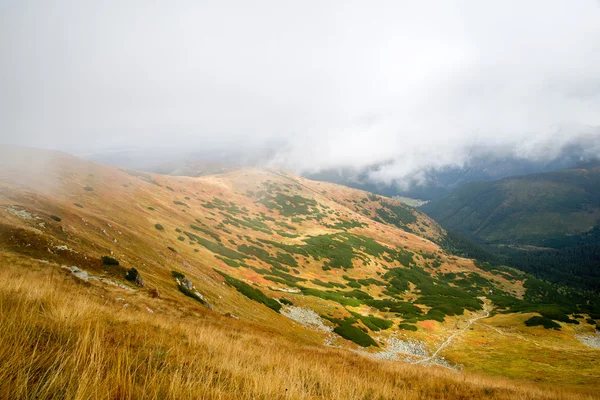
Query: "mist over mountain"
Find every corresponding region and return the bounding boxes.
[84,135,600,201]
[306,140,600,200]
[2,1,600,185]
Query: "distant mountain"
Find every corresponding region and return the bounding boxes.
[306,153,600,201]
[421,167,600,289]
[83,143,600,202]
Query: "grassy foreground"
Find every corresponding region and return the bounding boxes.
[0,257,594,400]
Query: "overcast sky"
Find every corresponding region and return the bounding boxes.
[1,1,600,183]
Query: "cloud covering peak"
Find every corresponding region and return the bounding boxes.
[1,1,600,185]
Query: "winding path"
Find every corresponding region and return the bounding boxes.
[417,303,490,365]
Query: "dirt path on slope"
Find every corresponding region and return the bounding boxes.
[417,303,490,365]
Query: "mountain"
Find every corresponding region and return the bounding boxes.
[306,153,600,201]
[421,167,600,289]
[1,146,599,398]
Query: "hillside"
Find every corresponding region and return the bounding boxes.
[1,146,599,399]
[421,167,600,245]
[421,167,600,289]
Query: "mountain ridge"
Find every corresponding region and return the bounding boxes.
[1,145,599,397]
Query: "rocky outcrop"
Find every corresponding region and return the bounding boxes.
[125,268,144,287]
[61,265,134,291]
[182,277,193,290]
[172,270,213,310]
[281,306,332,332]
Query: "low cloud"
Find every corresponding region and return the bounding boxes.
[1,1,599,186]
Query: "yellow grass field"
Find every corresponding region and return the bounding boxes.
[0,255,596,400]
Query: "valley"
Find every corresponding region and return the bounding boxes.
[422,167,600,290]
[0,146,599,399]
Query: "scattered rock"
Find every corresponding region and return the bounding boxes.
[146,307,154,314]
[173,272,213,310]
[149,288,161,298]
[6,206,34,220]
[577,331,600,349]
[54,244,75,252]
[269,286,301,294]
[281,306,332,332]
[369,335,429,361]
[61,265,90,281]
[224,312,239,319]
[62,265,134,291]
[182,277,193,290]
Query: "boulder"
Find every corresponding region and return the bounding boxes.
[182,277,193,290]
[125,268,144,287]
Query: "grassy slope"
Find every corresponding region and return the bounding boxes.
[2,254,593,400]
[421,167,600,246]
[0,146,599,397]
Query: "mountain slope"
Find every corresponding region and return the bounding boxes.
[1,146,599,397]
[421,167,600,245]
[421,167,600,289]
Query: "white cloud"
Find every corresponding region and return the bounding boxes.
[1,0,599,184]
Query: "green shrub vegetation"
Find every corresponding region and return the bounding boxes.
[372,199,417,229]
[525,316,561,330]
[124,268,140,282]
[216,256,240,268]
[216,270,281,312]
[101,256,119,266]
[333,322,378,348]
[190,224,221,242]
[257,193,318,216]
[191,236,246,260]
[155,224,164,231]
[352,313,393,332]
[50,215,61,222]
[312,279,334,288]
[398,323,418,331]
[323,219,367,230]
[275,252,298,267]
[222,214,272,234]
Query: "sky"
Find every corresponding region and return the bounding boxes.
[1,1,600,185]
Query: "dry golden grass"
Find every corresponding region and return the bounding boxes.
[0,147,598,399]
[0,258,595,400]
